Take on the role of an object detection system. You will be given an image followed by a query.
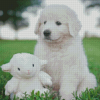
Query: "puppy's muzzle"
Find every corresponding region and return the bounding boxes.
[44,30,51,37]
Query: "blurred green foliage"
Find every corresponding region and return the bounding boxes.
[0,0,42,30]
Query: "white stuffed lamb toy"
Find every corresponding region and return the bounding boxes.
[1,53,52,99]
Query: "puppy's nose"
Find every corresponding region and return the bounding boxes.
[44,30,51,37]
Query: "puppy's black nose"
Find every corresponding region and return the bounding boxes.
[44,30,51,37]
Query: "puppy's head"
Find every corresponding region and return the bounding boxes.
[35,4,81,42]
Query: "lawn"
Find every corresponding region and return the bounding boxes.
[0,38,100,100]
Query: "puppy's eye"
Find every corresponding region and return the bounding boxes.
[56,21,62,25]
[18,68,20,71]
[32,64,34,67]
[44,21,47,24]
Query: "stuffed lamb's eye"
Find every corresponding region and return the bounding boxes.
[44,21,47,24]
[18,68,20,71]
[56,21,62,25]
[32,64,34,67]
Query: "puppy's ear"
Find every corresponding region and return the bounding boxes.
[1,63,11,72]
[68,14,82,37]
[34,19,41,34]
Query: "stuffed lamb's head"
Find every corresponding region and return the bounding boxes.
[1,53,47,79]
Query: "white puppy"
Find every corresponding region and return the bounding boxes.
[34,5,97,100]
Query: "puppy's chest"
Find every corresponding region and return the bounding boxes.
[41,50,63,75]
[42,50,63,65]
[39,48,68,65]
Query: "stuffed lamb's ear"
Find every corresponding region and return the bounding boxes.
[40,60,47,66]
[68,15,82,37]
[34,19,41,34]
[1,63,11,72]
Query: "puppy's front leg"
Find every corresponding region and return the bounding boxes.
[59,73,79,100]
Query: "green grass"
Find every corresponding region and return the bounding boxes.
[0,38,100,100]
[83,38,100,86]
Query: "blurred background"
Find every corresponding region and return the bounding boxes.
[0,0,100,40]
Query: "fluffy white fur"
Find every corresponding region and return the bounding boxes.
[34,4,97,100]
[1,53,52,99]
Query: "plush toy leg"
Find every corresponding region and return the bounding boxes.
[10,93,14,100]
[10,89,49,100]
